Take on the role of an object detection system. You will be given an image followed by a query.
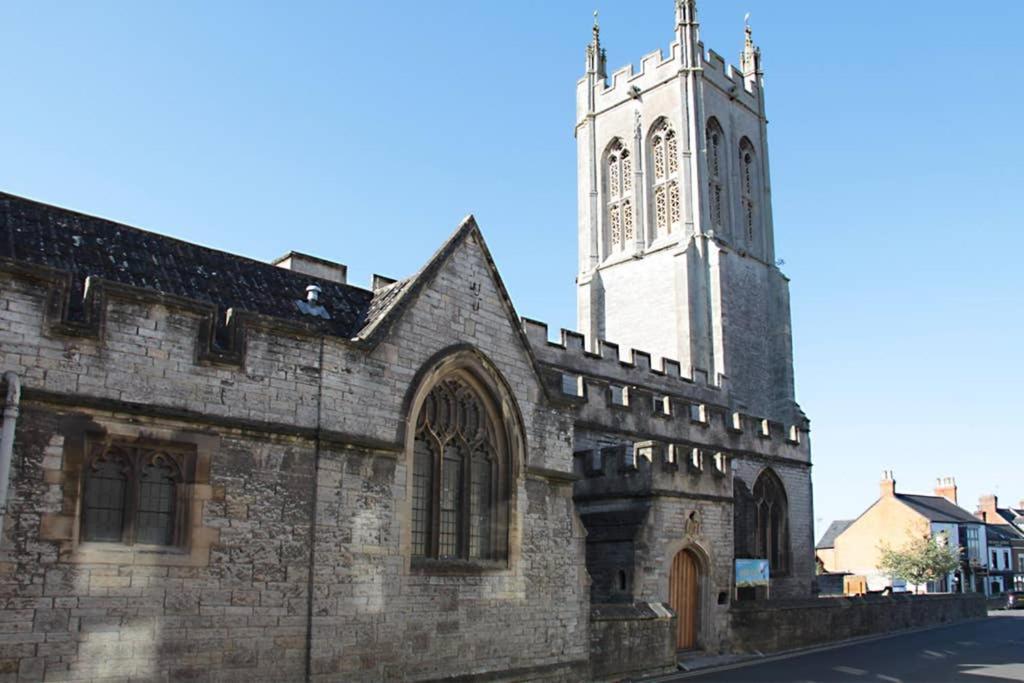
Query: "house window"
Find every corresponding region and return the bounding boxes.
[81,443,187,547]
[753,469,790,575]
[965,526,981,562]
[605,139,634,254]
[411,375,508,563]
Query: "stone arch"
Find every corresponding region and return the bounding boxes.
[400,345,525,569]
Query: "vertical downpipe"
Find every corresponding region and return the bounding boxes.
[0,372,21,543]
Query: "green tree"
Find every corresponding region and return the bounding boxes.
[878,533,961,594]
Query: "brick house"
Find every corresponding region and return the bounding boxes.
[824,473,988,594]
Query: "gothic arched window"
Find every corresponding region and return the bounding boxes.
[706,119,725,232]
[411,374,508,563]
[82,444,184,546]
[753,469,790,575]
[650,120,681,238]
[605,139,634,254]
[739,138,757,247]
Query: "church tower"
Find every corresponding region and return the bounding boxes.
[575,2,798,423]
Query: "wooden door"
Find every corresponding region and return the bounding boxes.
[669,549,700,650]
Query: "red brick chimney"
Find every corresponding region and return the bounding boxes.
[935,477,958,505]
[880,470,896,498]
[977,494,998,523]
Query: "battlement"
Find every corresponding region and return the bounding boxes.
[573,441,732,502]
[584,41,683,114]
[521,317,809,464]
[699,44,760,111]
[580,39,761,118]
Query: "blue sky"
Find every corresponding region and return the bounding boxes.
[3,1,1022,536]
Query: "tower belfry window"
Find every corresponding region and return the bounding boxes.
[740,139,757,247]
[651,121,681,238]
[605,140,634,254]
[706,120,725,232]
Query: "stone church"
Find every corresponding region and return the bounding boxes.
[0,3,813,681]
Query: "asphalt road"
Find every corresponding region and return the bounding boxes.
[678,611,1024,682]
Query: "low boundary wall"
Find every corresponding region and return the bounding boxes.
[589,603,677,681]
[729,593,987,654]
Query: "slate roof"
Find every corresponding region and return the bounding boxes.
[0,191,403,338]
[816,520,854,549]
[895,494,981,524]
[992,507,1024,531]
[986,524,1020,544]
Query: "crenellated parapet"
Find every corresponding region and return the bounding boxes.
[578,40,761,119]
[522,317,809,465]
[573,441,732,501]
[699,45,760,112]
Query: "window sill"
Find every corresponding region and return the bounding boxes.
[58,527,219,567]
[410,557,509,575]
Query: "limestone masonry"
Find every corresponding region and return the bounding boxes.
[0,3,816,681]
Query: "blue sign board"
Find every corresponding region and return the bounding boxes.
[735,559,770,588]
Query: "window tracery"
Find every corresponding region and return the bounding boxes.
[411,376,505,562]
[81,443,185,547]
[605,140,634,254]
[706,119,725,231]
[753,469,790,575]
[650,121,681,237]
[739,140,757,247]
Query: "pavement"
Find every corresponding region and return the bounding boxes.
[648,610,1024,682]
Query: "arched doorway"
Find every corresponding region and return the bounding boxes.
[669,549,700,650]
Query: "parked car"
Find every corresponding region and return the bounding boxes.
[1005,591,1024,610]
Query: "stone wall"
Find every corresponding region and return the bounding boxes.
[729,593,988,654]
[588,603,676,682]
[0,227,592,681]
[3,402,316,681]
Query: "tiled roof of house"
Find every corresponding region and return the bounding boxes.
[896,494,980,524]
[0,191,400,338]
[816,520,853,549]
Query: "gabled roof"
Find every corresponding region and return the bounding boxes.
[896,494,981,524]
[350,214,551,393]
[816,520,853,549]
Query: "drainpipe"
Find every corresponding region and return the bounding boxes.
[0,372,21,541]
